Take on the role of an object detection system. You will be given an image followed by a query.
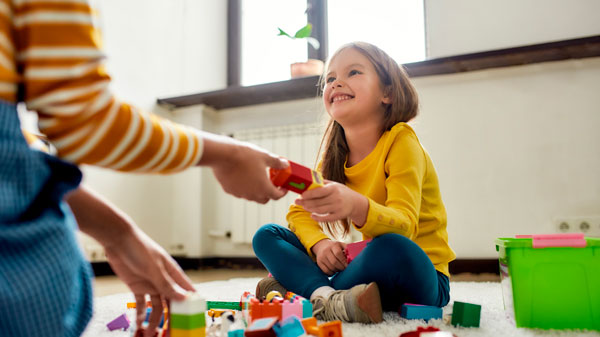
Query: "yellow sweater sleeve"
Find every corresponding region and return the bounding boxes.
[286,203,328,257]
[357,129,425,239]
[3,0,203,173]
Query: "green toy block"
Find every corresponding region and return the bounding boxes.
[451,301,481,327]
[170,312,206,330]
[207,301,241,310]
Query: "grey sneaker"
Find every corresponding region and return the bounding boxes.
[255,276,288,300]
[311,282,383,324]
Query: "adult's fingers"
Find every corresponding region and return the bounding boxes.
[163,257,195,293]
[144,295,163,337]
[135,294,147,329]
[266,155,289,170]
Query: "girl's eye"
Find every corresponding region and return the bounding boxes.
[326,76,336,83]
[349,69,361,76]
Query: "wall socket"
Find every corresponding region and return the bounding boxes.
[553,216,600,237]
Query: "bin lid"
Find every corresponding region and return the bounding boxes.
[496,235,600,249]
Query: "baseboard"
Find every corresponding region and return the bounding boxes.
[91,257,499,277]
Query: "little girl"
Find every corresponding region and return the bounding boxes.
[253,42,455,324]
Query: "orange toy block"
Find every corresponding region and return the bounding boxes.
[318,321,342,337]
[270,160,323,194]
[301,317,343,337]
[249,298,282,322]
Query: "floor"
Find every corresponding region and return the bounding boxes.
[93,268,499,297]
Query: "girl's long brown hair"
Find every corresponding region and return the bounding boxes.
[317,42,420,237]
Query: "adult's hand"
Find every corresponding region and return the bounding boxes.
[199,133,288,204]
[65,187,195,337]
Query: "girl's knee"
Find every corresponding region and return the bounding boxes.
[252,223,283,251]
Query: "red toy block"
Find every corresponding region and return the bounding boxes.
[270,160,323,194]
[344,239,372,264]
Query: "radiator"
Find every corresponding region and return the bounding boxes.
[214,123,323,244]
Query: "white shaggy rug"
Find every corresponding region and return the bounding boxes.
[82,278,600,337]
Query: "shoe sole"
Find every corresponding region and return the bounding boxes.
[356,282,383,323]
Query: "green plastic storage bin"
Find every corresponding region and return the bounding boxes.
[495,235,600,331]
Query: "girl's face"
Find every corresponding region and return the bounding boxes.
[322,48,390,127]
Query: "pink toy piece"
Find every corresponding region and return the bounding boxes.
[345,239,372,264]
[516,233,586,248]
[281,299,303,321]
[107,313,130,331]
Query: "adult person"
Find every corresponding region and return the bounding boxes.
[0,1,287,336]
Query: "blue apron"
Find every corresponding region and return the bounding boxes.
[0,101,93,336]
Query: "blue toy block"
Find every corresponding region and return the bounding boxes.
[400,303,443,321]
[144,307,165,328]
[228,329,244,337]
[273,315,305,337]
[301,299,312,318]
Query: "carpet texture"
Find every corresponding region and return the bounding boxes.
[82,278,600,337]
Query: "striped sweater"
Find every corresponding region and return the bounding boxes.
[0,0,203,173]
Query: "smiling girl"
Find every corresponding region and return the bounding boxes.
[253,42,455,323]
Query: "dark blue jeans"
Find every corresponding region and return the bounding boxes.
[253,224,450,311]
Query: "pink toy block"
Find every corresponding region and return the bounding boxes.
[345,239,372,264]
[107,313,130,331]
[281,298,303,321]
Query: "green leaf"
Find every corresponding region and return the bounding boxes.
[294,23,312,39]
[277,28,292,38]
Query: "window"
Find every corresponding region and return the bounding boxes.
[234,0,425,87]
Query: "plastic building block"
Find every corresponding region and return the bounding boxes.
[399,326,439,337]
[250,298,283,322]
[281,299,303,321]
[207,301,242,310]
[273,315,305,337]
[106,313,130,331]
[301,299,312,319]
[451,301,481,327]
[344,239,372,264]
[270,160,324,194]
[300,317,342,337]
[170,313,206,330]
[301,317,318,335]
[171,292,207,337]
[170,327,206,337]
[228,329,244,337]
[318,321,342,337]
[400,304,442,321]
[245,316,278,337]
[144,307,166,328]
[172,292,207,315]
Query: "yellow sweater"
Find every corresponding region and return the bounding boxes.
[287,123,456,276]
[0,0,202,173]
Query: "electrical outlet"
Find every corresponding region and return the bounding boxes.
[553,216,600,237]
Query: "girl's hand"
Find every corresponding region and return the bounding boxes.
[295,180,368,225]
[311,239,347,275]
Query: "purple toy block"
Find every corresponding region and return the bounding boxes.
[107,313,130,331]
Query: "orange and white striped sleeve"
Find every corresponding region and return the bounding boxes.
[11,0,203,173]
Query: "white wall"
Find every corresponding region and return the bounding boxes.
[425,0,600,58]
[202,58,600,259]
[77,0,227,259]
[77,0,600,260]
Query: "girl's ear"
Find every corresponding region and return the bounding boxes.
[382,86,392,104]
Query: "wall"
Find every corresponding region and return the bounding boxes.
[75,1,600,260]
[425,0,600,58]
[202,57,600,259]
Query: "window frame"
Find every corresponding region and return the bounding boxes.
[227,0,327,87]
